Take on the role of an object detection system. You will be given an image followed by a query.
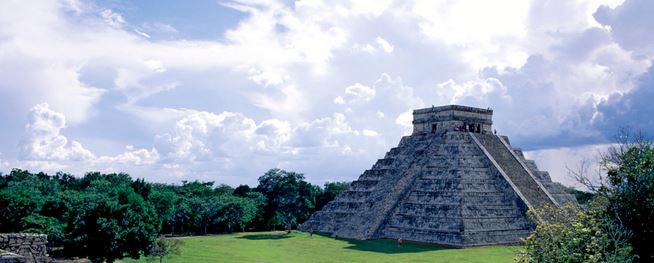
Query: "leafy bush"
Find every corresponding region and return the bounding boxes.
[147,236,183,263]
[516,203,634,263]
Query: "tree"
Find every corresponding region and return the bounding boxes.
[316,181,350,211]
[147,236,183,263]
[516,203,634,263]
[256,168,319,232]
[179,181,214,197]
[171,197,193,235]
[132,178,152,199]
[217,196,256,232]
[214,184,234,195]
[149,186,178,235]
[66,186,161,262]
[0,183,45,232]
[563,186,595,206]
[0,168,270,259]
[20,214,65,246]
[189,196,219,235]
[599,130,654,261]
[243,191,267,230]
[567,128,654,261]
[233,184,251,197]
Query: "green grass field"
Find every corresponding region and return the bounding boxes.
[124,231,523,263]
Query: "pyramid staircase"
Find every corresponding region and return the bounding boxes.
[300,106,577,247]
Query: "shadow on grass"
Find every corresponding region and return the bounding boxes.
[342,238,452,254]
[238,233,291,240]
[301,231,452,254]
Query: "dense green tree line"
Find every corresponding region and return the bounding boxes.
[0,168,349,262]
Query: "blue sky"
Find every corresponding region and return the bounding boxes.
[1,0,653,187]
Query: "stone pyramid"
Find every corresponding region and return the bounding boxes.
[299,105,576,247]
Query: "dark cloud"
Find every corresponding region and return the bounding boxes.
[593,64,654,136]
[551,27,611,62]
[479,56,572,147]
[479,53,618,150]
[594,0,654,57]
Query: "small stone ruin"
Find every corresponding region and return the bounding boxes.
[300,105,577,247]
[0,234,50,263]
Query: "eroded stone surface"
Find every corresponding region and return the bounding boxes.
[0,249,25,263]
[0,234,50,263]
[299,105,577,247]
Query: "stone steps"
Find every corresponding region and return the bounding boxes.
[299,131,573,247]
[513,155,578,205]
[389,216,533,230]
[300,134,445,238]
[373,133,534,246]
[413,181,508,191]
[332,134,445,239]
[472,134,556,209]
[394,214,528,219]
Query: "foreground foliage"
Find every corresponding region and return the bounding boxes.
[600,131,654,261]
[519,129,654,262]
[125,231,520,263]
[516,204,634,263]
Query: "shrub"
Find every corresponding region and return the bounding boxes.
[516,203,634,263]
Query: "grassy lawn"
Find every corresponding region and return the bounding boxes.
[124,231,523,263]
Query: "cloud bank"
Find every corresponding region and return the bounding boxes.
[1,0,653,188]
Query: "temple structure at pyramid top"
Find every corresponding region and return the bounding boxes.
[412,105,493,134]
[299,104,576,247]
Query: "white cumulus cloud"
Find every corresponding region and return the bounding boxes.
[19,103,95,161]
[2,0,653,188]
[344,83,376,103]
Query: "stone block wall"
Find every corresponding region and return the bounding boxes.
[0,249,25,263]
[0,234,50,263]
[412,105,493,134]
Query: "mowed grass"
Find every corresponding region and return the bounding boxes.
[124,231,523,263]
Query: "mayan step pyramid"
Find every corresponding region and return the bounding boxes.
[299,105,576,247]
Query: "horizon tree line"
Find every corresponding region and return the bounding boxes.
[0,167,349,262]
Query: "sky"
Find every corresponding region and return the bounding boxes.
[1,0,653,188]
